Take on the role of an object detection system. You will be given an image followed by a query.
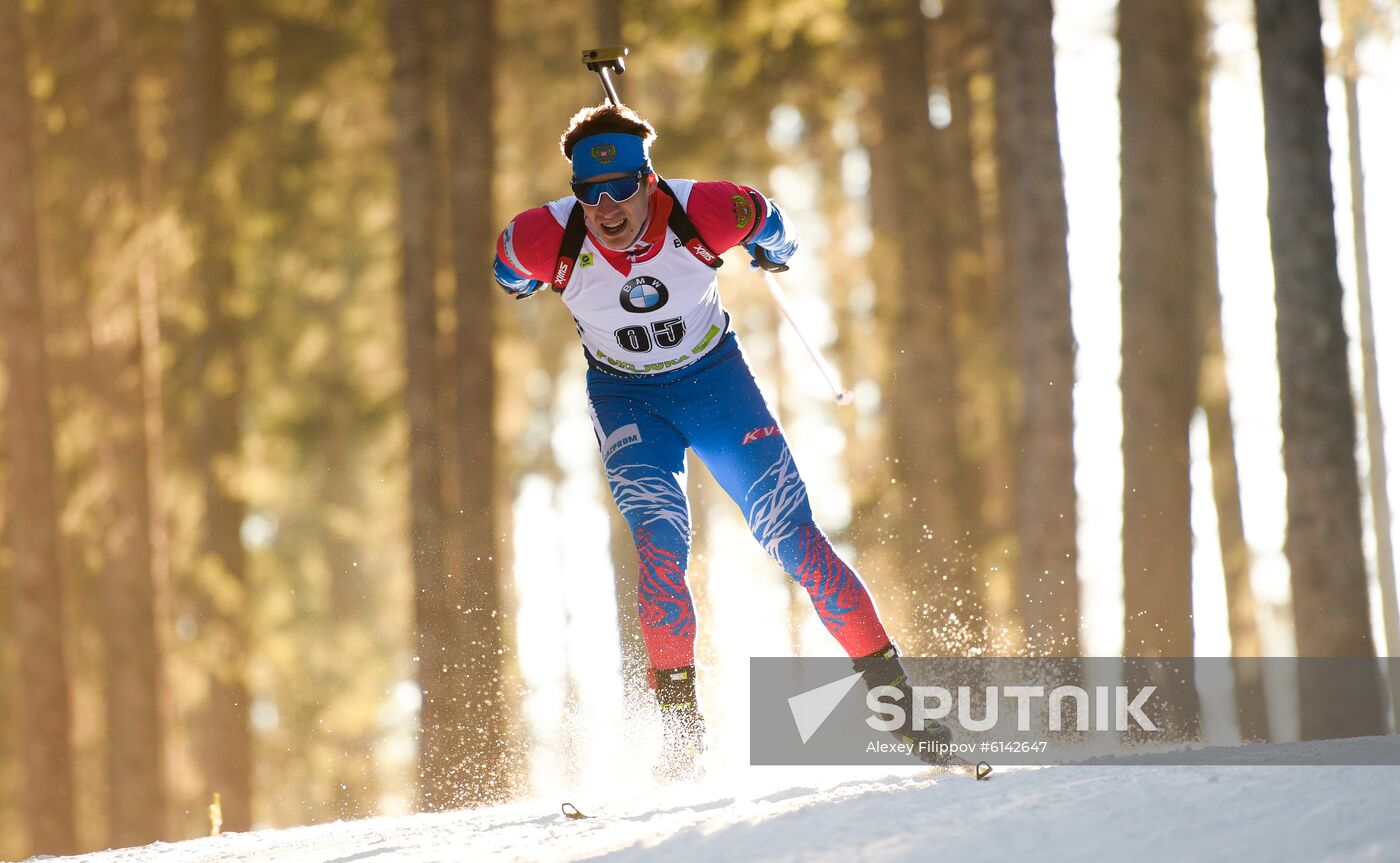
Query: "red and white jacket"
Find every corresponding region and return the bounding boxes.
[496,179,770,375]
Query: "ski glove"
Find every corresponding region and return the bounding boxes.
[493,257,546,299]
[744,198,798,272]
[745,243,790,273]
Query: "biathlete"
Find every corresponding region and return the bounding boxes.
[493,103,949,776]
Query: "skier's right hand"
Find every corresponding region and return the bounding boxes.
[493,258,546,299]
[507,279,546,300]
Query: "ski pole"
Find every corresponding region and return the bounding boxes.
[760,269,855,406]
[581,47,628,106]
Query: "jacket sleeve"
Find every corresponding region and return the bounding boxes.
[494,206,564,290]
[682,180,798,256]
[744,196,798,262]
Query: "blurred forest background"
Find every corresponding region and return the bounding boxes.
[2,0,1399,856]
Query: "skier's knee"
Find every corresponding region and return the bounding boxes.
[607,465,690,541]
[750,508,818,567]
[743,448,814,560]
[629,518,692,564]
[773,520,846,589]
[620,508,691,549]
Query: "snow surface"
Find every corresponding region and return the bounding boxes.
[31,737,1400,863]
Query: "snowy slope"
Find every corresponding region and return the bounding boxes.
[36,737,1400,863]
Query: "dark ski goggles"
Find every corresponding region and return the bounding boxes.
[571,168,651,206]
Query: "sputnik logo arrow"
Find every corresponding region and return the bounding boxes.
[788,672,865,744]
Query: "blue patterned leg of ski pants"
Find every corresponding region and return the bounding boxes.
[585,331,892,675]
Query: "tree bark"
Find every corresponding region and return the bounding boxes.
[386,0,458,809]
[596,0,622,48]
[1254,0,1384,738]
[323,378,380,821]
[0,549,18,858]
[443,0,512,805]
[1189,0,1269,741]
[1199,279,1271,740]
[0,0,78,852]
[184,0,253,829]
[860,0,981,655]
[931,0,1014,641]
[82,0,168,842]
[1117,0,1203,736]
[989,0,1080,655]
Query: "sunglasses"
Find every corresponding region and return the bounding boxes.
[571,168,651,206]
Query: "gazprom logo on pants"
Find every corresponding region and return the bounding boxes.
[620,276,669,313]
[602,423,642,462]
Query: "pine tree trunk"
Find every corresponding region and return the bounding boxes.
[136,142,175,843]
[0,559,18,858]
[387,0,458,809]
[184,0,253,830]
[932,0,1014,637]
[989,0,1080,655]
[82,0,168,842]
[1117,0,1202,736]
[443,0,511,805]
[1343,71,1400,728]
[595,0,622,49]
[1189,0,1269,741]
[0,0,78,852]
[1254,0,1384,738]
[323,378,380,820]
[863,0,980,655]
[1200,288,1271,739]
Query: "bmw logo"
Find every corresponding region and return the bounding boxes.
[619,276,669,313]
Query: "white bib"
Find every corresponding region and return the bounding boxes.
[544,179,730,376]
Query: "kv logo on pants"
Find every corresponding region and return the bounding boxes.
[742,425,782,445]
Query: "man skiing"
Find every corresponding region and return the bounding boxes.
[493,103,949,777]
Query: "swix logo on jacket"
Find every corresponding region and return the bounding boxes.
[495,178,770,376]
[686,239,718,264]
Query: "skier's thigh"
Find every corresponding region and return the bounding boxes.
[587,391,691,534]
[685,373,814,550]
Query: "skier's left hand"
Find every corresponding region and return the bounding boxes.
[745,242,791,273]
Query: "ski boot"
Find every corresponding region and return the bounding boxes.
[852,643,954,766]
[653,664,706,782]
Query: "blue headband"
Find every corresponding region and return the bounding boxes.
[571,133,650,181]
